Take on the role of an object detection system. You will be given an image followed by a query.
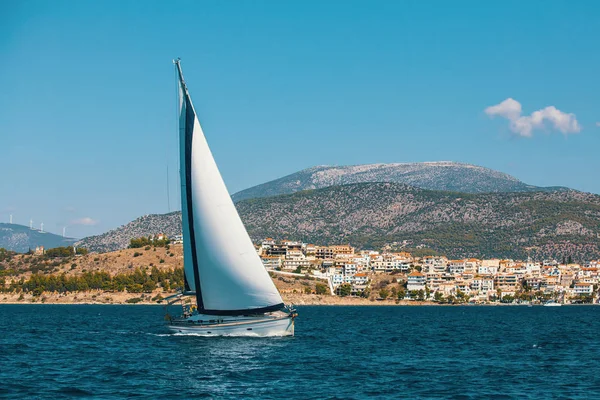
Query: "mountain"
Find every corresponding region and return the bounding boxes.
[236,183,600,260]
[231,162,568,202]
[0,223,77,253]
[78,183,600,260]
[76,212,182,253]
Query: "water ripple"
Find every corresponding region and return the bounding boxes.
[1,305,599,399]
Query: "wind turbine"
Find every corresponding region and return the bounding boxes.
[63,226,66,237]
[40,222,44,233]
[9,214,12,224]
[30,219,33,229]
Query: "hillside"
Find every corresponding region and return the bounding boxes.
[0,245,327,304]
[237,183,600,260]
[231,162,567,202]
[75,212,182,253]
[77,183,600,260]
[0,223,77,253]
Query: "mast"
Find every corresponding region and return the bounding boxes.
[174,58,204,310]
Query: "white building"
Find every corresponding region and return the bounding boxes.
[448,260,465,275]
[261,256,282,270]
[573,282,594,296]
[407,270,426,291]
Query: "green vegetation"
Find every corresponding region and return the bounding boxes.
[396,288,406,300]
[236,182,600,260]
[45,246,88,258]
[126,297,143,304]
[405,248,443,258]
[1,267,184,296]
[337,283,352,297]
[0,248,16,262]
[315,283,328,295]
[129,236,170,249]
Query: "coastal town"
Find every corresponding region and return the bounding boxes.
[1,234,599,305]
[256,238,600,304]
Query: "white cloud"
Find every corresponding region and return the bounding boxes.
[484,98,522,121]
[485,98,581,137]
[70,217,98,226]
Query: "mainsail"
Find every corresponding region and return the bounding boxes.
[175,59,284,315]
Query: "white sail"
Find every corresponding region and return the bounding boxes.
[175,60,284,314]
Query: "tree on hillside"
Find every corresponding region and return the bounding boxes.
[397,288,406,300]
[337,284,352,297]
[45,246,74,258]
[129,236,171,249]
[315,283,328,295]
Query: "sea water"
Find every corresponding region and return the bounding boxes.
[1,305,599,399]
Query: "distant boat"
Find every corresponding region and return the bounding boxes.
[163,59,297,336]
[543,300,562,307]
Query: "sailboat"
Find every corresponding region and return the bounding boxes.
[164,59,297,336]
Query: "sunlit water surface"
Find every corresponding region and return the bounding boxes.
[1,305,599,399]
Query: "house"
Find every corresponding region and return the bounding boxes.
[172,234,183,244]
[331,274,344,286]
[407,270,426,291]
[470,277,494,296]
[448,260,465,275]
[495,274,518,288]
[352,273,369,285]
[315,246,334,259]
[524,276,542,290]
[525,261,541,274]
[573,282,594,296]
[282,252,311,271]
[371,252,412,273]
[422,256,448,274]
[343,263,357,275]
[261,256,282,270]
[464,259,481,274]
[329,244,355,256]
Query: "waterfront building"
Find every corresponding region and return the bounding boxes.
[407,270,426,291]
[573,282,594,296]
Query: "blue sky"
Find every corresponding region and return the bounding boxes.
[1,0,599,238]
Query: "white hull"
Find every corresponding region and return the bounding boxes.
[166,313,295,337]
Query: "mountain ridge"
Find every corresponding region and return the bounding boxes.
[76,183,600,260]
[231,162,568,202]
[0,223,77,253]
[236,182,600,260]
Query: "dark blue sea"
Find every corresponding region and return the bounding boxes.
[1,305,599,399]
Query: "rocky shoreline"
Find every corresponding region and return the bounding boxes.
[0,291,435,305]
[4,291,591,306]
